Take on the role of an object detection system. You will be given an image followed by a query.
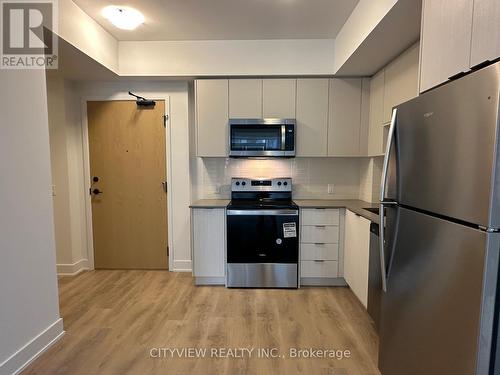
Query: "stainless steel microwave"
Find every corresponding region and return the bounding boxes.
[229,118,296,157]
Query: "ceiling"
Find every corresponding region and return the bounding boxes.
[73,0,359,41]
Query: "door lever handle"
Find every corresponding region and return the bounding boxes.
[92,188,103,195]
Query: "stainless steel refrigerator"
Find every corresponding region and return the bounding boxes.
[378,61,500,375]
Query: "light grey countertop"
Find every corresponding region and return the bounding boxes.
[189,199,230,208]
[294,199,380,224]
[190,198,380,223]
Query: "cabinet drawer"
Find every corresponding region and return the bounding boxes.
[301,225,339,244]
[300,243,339,261]
[301,208,340,225]
[301,260,338,278]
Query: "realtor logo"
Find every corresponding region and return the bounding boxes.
[1,0,58,69]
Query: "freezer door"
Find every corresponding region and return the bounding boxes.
[379,207,499,375]
[389,62,500,228]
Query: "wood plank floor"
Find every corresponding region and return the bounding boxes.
[23,271,380,375]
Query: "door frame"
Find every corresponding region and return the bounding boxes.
[81,95,173,271]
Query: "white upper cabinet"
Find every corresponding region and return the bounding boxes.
[262,79,296,118]
[368,70,385,156]
[382,43,420,123]
[420,0,474,92]
[195,79,229,157]
[470,0,500,67]
[196,78,369,158]
[295,78,329,157]
[229,79,262,118]
[328,78,363,156]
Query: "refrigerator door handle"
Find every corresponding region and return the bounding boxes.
[379,108,397,293]
[380,108,397,203]
[379,203,388,292]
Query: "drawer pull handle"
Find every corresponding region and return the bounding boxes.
[314,260,325,263]
[314,243,325,246]
[315,225,326,228]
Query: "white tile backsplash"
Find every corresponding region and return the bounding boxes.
[358,156,384,203]
[193,157,362,200]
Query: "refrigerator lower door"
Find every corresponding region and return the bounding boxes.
[379,207,500,375]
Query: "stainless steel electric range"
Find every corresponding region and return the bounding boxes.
[226,177,299,288]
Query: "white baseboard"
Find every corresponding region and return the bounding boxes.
[0,318,64,375]
[195,277,225,285]
[171,259,192,272]
[57,259,89,276]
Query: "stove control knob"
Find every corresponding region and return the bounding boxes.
[235,181,240,186]
[277,181,282,186]
[276,238,282,245]
[283,181,288,186]
[242,181,246,186]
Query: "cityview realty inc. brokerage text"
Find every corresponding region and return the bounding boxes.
[150,347,352,359]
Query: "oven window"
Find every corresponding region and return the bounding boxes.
[230,125,282,151]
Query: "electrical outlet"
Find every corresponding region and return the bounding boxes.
[214,184,222,194]
[327,184,335,194]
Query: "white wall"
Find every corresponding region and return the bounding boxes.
[46,73,89,275]
[76,81,192,271]
[192,157,362,201]
[334,0,398,73]
[58,0,119,73]
[0,70,63,374]
[118,39,335,76]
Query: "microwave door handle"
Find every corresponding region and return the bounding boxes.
[379,108,397,293]
[281,125,286,151]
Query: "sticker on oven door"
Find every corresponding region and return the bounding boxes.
[283,222,297,238]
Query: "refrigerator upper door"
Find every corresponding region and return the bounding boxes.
[379,207,500,375]
[392,62,500,228]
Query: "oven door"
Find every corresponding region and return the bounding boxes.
[227,209,299,263]
[229,119,295,157]
[226,209,299,288]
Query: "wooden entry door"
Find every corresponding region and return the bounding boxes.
[87,100,168,269]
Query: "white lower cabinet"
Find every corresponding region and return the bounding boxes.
[344,209,371,307]
[301,260,339,278]
[299,208,343,285]
[191,208,225,284]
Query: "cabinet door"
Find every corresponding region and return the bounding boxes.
[229,79,262,118]
[196,80,229,157]
[192,208,225,278]
[368,70,385,156]
[420,0,474,92]
[470,0,500,67]
[383,43,420,123]
[296,79,329,157]
[262,79,296,118]
[344,210,370,307]
[328,78,362,156]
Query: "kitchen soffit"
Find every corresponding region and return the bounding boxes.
[73,0,359,41]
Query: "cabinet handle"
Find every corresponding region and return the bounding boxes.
[315,225,326,228]
[314,243,325,246]
[314,260,325,263]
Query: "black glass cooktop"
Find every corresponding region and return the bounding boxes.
[227,199,298,210]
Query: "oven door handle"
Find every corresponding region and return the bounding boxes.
[227,209,299,216]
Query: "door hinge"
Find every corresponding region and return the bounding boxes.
[163,114,169,127]
[162,181,167,193]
